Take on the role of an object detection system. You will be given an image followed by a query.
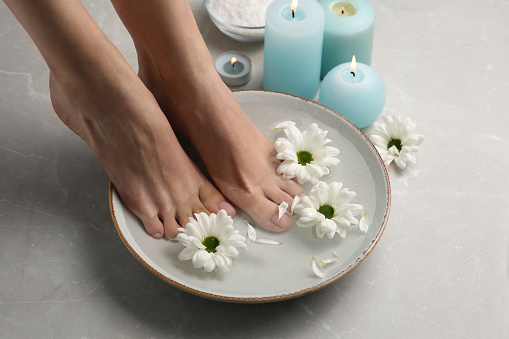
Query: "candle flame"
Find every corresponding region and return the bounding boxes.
[231,57,237,67]
[350,55,357,72]
[291,0,298,14]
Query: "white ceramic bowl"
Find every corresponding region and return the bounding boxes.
[204,0,265,42]
[110,90,391,303]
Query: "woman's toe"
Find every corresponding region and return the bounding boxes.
[161,213,180,239]
[200,183,236,216]
[278,178,305,197]
[141,214,165,238]
[263,183,293,205]
[240,192,293,232]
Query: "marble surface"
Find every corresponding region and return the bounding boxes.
[0,0,507,337]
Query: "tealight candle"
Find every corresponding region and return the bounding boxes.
[318,0,375,78]
[215,52,252,87]
[263,0,325,100]
[319,56,385,129]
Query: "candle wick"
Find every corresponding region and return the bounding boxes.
[341,9,344,14]
[292,9,295,18]
[232,63,235,69]
[351,71,356,77]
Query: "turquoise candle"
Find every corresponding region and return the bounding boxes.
[319,57,385,129]
[319,0,375,79]
[263,0,325,100]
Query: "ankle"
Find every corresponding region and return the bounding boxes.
[141,51,219,87]
[49,37,134,92]
[137,46,228,121]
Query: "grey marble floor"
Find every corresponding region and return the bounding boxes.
[1,0,508,338]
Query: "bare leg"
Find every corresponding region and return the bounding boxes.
[4,0,235,238]
[111,0,304,232]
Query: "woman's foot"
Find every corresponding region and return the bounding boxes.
[48,49,235,239]
[108,0,304,231]
[138,58,304,232]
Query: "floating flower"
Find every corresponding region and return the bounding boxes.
[274,121,340,184]
[246,221,282,245]
[177,210,247,272]
[295,181,363,239]
[370,116,424,170]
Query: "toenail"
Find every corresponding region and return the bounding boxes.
[152,232,162,238]
[271,212,292,229]
[218,201,236,215]
[299,192,306,197]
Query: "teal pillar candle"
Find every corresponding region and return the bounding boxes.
[263,0,325,100]
[318,0,375,79]
[319,58,385,129]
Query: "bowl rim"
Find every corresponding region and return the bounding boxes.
[204,0,265,30]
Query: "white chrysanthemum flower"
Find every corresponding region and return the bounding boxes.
[295,181,363,239]
[370,116,424,170]
[274,121,340,184]
[177,210,247,272]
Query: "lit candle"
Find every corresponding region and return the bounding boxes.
[319,55,385,129]
[214,52,252,87]
[263,0,325,99]
[318,0,375,79]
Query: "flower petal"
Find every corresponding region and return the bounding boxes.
[192,249,212,268]
[254,238,282,245]
[178,246,197,261]
[312,257,325,278]
[223,245,240,258]
[285,124,304,148]
[394,156,407,169]
[291,195,301,214]
[278,201,289,221]
[186,219,206,241]
[359,212,369,233]
[310,181,328,205]
[273,120,296,130]
[277,159,296,174]
[203,257,216,272]
[246,220,257,242]
[338,228,347,238]
[214,254,228,271]
[321,251,339,264]
[348,203,364,217]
